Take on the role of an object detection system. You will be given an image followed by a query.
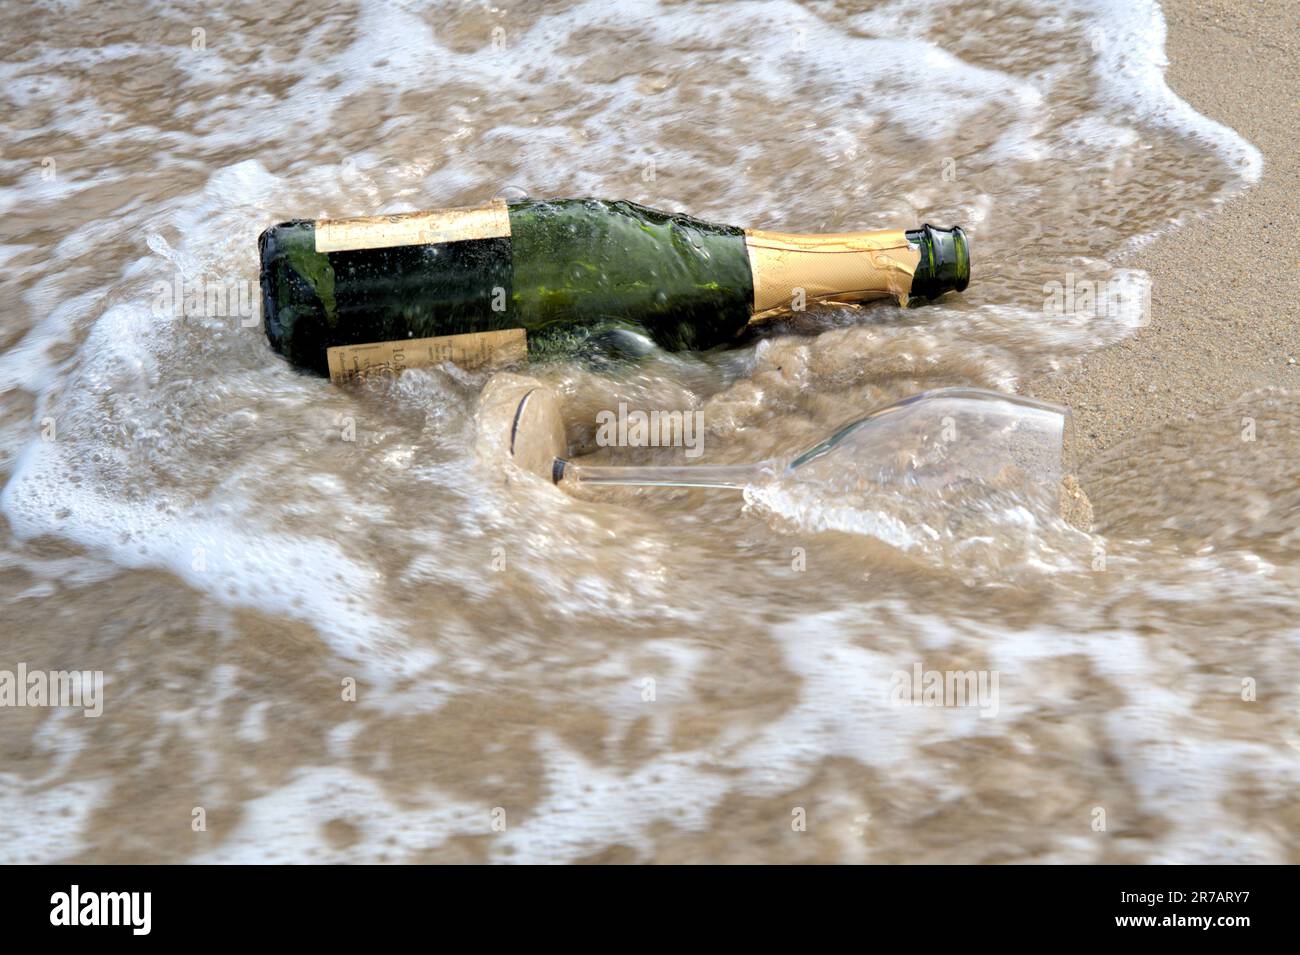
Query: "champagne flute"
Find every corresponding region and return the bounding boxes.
[506,385,1073,509]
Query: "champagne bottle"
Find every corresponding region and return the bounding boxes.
[258,198,969,378]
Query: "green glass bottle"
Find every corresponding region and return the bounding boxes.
[258,197,969,377]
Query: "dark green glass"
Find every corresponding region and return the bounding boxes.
[259,198,968,375]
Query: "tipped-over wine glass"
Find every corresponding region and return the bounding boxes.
[505,385,1074,511]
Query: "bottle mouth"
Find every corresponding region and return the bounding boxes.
[906,224,970,300]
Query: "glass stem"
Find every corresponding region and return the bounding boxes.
[556,459,770,491]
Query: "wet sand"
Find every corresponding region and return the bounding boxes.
[1029,0,1300,464]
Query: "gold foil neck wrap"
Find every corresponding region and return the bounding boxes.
[315,200,511,253]
[744,228,920,315]
[326,328,527,385]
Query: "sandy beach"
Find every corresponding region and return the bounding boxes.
[1030,0,1299,465]
[2,0,1297,867]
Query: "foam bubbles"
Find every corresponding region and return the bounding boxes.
[0,0,1277,863]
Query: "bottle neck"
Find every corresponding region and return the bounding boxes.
[743,223,968,315]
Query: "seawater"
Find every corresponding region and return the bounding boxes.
[0,0,1294,864]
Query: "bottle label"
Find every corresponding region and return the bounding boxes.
[314,199,512,253]
[744,228,920,313]
[325,328,527,385]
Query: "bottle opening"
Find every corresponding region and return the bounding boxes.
[906,224,970,301]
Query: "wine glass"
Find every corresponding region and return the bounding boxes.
[504,384,1072,511]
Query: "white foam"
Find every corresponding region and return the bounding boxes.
[189,766,482,864]
[490,732,722,863]
[2,438,434,685]
[1073,0,1262,184]
[0,710,111,864]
